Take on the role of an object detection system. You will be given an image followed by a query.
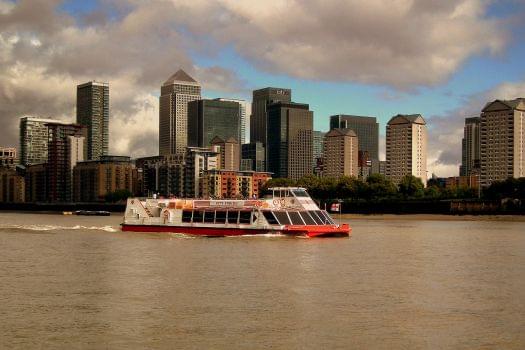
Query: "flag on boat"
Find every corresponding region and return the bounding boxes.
[331,203,340,212]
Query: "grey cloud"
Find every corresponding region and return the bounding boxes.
[166,0,508,88]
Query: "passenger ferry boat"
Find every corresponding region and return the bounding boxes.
[121,187,350,238]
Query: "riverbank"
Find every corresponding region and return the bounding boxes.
[341,213,525,222]
[0,202,125,212]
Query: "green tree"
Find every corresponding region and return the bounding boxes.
[424,185,442,199]
[366,174,398,200]
[398,175,424,198]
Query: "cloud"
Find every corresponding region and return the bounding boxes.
[0,0,517,164]
[168,0,508,88]
[426,80,525,177]
[0,0,244,157]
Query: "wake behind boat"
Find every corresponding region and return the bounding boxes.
[121,187,351,238]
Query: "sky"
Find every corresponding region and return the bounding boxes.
[1,0,524,177]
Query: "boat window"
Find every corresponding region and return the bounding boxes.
[239,211,251,224]
[182,210,192,223]
[292,189,309,197]
[204,210,215,223]
[193,210,204,223]
[263,211,279,225]
[227,210,239,224]
[273,211,291,225]
[315,210,329,224]
[320,210,336,225]
[299,211,316,225]
[288,211,304,225]
[215,211,226,224]
[309,211,324,225]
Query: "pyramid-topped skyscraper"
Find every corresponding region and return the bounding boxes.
[159,69,201,156]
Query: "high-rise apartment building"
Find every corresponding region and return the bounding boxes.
[251,87,291,145]
[46,123,86,202]
[460,117,481,176]
[211,136,240,171]
[386,114,427,185]
[480,98,525,186]
[323,128,358,178]
[77,81,109,160]
[241,142,265,172]
[19,116,69,166]
[216,98,249,144]
[267,102,313,180]
[159,69,201,156]
[330,115,379,162]
[188,99,240,148]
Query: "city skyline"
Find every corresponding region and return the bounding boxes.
[1,1,525,178]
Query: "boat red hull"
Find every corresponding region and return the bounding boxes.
[121,224,351,238]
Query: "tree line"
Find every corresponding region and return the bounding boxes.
[262,174,525,201]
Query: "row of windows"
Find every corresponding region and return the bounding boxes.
[180,209,335,226]
[263,210,335,226]
[182,209,254,224]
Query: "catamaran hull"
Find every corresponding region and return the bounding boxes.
[121,224,351,238]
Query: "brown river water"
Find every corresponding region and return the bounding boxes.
[0,212,524,349]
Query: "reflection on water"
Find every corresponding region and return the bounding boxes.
[0,212,524,349]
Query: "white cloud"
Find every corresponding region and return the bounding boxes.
[167,0,508,88]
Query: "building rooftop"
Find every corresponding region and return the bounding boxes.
[163,69,199,86]
[482,98,525,112]
[20,116,71,124]
[388,114,426,125]
[77,81,109,88]
[325,128,357,137]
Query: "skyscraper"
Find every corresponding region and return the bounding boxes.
[251,87,291,145]
[19,116,69,166]
[216,98,249,144]
[267,102,313,179]
[480,98,525,186]
[460,117,480,176]
[187,99,240,148]
[329,115,379,162]
[312,131,326,169]
[323,128,358,178]
[159,69,201,156]
[76,81,109,160]
[386,114,427,185]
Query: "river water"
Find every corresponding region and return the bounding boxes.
[1,212,524,349]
